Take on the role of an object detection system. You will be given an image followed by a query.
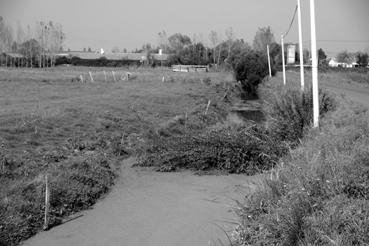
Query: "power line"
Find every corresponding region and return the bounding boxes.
[283,5,298,37]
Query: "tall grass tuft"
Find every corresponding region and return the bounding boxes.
[262,85,336,147]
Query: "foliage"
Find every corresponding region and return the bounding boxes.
[139,123,287,174]
[318,48,327,64]
[167,42,210,66]
[356,52,368,67]
[70,56,141,67]
[336,50,356,64]
[232,50,271,98]
[168,33,192,52]
[263,86,336,147]
[252,26,275,53]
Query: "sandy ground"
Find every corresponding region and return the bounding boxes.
[22,158,261,246]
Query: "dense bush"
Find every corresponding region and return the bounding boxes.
[69,56,141,67]
[139,125,287,174]
[167,42,210,66]
[232,50,273,98]
[263,86,336,147]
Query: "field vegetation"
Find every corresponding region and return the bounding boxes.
[231,74,369,245]
[0,66,235,245]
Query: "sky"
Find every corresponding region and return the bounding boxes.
[1,0,369,57]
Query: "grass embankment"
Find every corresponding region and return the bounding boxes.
[231,77,369,245]
[0,67,234,245]
[138,76,335,175]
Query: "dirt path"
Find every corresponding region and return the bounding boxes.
[22,158,260,246]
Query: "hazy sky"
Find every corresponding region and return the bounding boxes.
[1,0,369,56]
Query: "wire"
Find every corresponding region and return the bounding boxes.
[283,5,298,38]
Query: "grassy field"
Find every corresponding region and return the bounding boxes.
[0,66,235,245]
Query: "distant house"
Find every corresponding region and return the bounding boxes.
[328,58,359,68]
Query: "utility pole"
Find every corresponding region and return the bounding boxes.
[267,45,272,78]
[297,0,305,91]
[310,0,319,127]
[281,35,286,85]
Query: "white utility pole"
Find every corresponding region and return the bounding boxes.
[297,0,305,91]
[310,0,319,127]
[267,45,272,78]
[281,35,286,85]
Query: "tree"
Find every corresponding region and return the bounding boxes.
[337,50,356,64]
[253,26,275,53]
[18,39,41,67]
[232,50,270,98]
[225,27,235,61]
[168,33,192,52]
[303,49,310,64]
[36,20,64,67]
[112,46,120,53]
[158,30,170,53]
[318,48,327,64]
[16,21,25,45]
[168,42,210,66]
[0,17,14,52]
[209,30,221,65]
[356,52,368,67]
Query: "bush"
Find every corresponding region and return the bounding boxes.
[139,124,287,174]
[232,50,272,98]
[264,86,336,147]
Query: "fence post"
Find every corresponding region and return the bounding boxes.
[43,174,50,230]
[89,71,94,82]
[205,100,211,115]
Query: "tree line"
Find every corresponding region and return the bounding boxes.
[0,16,65,67]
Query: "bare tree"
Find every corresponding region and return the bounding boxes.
[158,30,169,53]
[16,21,25,44]
[209,30,221,65]
[252,26,275,53]
[112,46,120,53]
[225,27,235,60]
[36,21,64,67]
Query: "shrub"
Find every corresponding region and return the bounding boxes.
[264,86,336,147]
[232,50,271,98]
[138,124,287,174]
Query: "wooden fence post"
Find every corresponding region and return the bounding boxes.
[205,100,211,115]
[89,71,94,82]
[43,174,50,230]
